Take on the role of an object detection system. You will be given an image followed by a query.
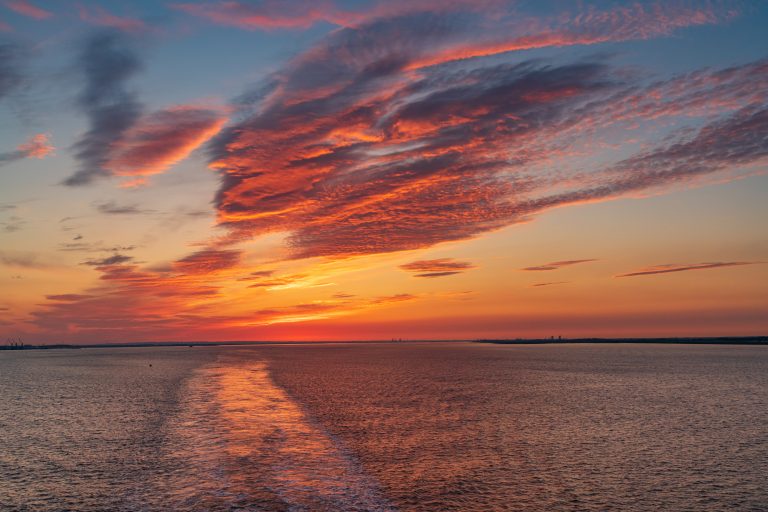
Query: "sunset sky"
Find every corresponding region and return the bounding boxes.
[1,0,766,343]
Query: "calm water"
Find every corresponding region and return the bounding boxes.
[1,343,766,511]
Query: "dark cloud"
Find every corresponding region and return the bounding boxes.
[522,259,597,271]
[45,294,94,302]
[617,262,760,278]
[93,200,153,215]
[81,253,134,266]
[64,31,143,186]
[532,281,569,287]
[58,241,137,253]
[400,258,475,278]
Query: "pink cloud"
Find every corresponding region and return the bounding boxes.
[4,0,51,20]
[77,4,147,32]
[105,105,227,184]
[17,133,54,158]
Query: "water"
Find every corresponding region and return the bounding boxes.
[1,343,766,511]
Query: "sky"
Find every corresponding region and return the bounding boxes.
[0,0,766,343]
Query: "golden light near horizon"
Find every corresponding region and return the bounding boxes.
[0,0,767,343]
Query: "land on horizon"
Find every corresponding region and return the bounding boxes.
[2,336,767,350]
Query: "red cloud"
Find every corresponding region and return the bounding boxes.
[201,4,763,262]
[105,106,226,185]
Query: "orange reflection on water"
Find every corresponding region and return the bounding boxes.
[207,360,391,509]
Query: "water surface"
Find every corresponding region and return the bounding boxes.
[1,343,766,511]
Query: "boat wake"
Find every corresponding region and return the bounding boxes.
[154,355,394,511]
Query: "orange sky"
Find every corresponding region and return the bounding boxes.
[1,0,767,342]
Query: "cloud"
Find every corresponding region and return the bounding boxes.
[0,250,49,268]
[81,254,135,266]
[19,2,768,341]
[58,241,137,253]
[532,281,569,287]
[93,201,153,215]
[65,31,143,186]
[1,215,23,232]
[28,249,418,339]
[174,249,242,275]
[172,0,351,30]
[203,3,764,262]
[4,1,51,20]
[0,133,54,166]
[104,105,226,186]
[45,294,93,301]
[64,32,224,187]
[617,261,760,278]
[400,258,475,278]
[522,259,597,271]
[77,4,147,32]
[407,2,728,70]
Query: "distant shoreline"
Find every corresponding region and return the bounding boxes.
[1,336,767,350]
[473,336,768,345]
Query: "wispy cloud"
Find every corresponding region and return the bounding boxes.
[93,201,153,215]
[105,105,226,187]
[4,0,51,20]
[0,250,50,268]
[522,259,597,271]
[617,261,760,278]
[77,4,147,33]
[172,0,353,30]
[203,3,764,262]
[532,281,569,287]
[81,254,134,266]
[1,215,23,232]
[400,258,475,278]
[45,294,93,301]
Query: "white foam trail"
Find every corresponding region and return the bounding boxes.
[162,356,395,511]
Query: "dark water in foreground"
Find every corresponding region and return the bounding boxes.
[1,343,766,511]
